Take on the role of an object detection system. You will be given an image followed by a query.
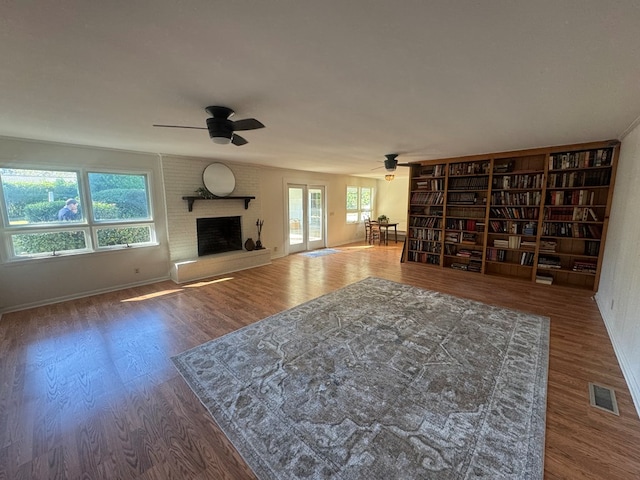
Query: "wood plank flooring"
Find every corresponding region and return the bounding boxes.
[1,242,639,479]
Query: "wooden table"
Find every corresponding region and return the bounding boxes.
[379,222,398,245]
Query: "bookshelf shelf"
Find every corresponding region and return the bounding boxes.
[404,141,619,291]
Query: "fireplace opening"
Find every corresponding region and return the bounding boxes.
[197,216,242,256]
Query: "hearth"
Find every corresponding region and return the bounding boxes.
[197,216,242,256]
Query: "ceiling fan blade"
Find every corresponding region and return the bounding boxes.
[231,134,248,146]
[152,124,207,130]
[233,118,265,131]
[397,163,412,167]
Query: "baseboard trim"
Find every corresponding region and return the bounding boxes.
[595,294,640,418]
[0,276,170,315]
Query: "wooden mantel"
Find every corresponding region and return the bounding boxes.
[182,196,256,212]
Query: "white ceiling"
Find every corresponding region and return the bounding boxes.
[2,1,640,179]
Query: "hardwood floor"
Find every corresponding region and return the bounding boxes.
[1,242,639,479]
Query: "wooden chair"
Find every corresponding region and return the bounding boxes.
[364,218,372,242]
[367,220,385,245]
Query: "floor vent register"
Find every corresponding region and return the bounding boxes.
[588,382,619,415]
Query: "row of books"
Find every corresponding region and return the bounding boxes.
[584,241,600,256]
[468,261,482,272]
[535,258,597,274]
[449,161,490,176]
[416,164,446,177]
[407,251,440,264]
[486,247,506,262]
[494,236,522,249]
[445,231,480,244]
[443,244,478,255]
[410,191,444,205]
[547,169,611,188]
[448,192,478,205]
[544,206,599,222]
[449,261,482,272]
[542,222,602,239]
[445,218,482,232]
[549,149,612,170]
[538,256,562,269]
[411,205,444,216]
[448,177,489,190]
[572,260,597,274]
[486,248,534,264]
[490,207,539,220]
[493,161,514,173]
[415,178,445,191]
[455,249,482,259]
[488,220,537,235]
[492,173,544,190]
[546,189,595,206]
[446,207,487,218]
[410,216,443,228]
[491,191,541,206]
[539,238,600,257]
[408,240,442,253]
[409,228,441,241]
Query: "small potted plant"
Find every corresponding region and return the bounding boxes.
[377,214,389,224]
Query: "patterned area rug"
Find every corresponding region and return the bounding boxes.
[300,248,342,258]
[172,277,549,479]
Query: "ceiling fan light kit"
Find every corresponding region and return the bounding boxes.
[384,154,398,172]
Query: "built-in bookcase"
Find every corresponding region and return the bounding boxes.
[404,141,619,291]
[443,160,489,273]
[407,163,445,265]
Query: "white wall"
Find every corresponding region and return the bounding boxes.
[0,137,170,312]
[596,124,640,416]
[376,176,409,232]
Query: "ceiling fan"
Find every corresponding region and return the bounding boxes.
[372,153,412,172]
[153,106,265,146]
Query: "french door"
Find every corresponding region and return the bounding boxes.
[287,184,325,253]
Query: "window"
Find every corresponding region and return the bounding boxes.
[0,167,156,260]
[346,186,373,223]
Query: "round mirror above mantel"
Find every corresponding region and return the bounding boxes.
[203,163,236,197]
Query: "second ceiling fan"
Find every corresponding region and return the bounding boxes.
[153,106,265,146]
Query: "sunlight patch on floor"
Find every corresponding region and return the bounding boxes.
[183,277,235,288]
[121,289,184,302]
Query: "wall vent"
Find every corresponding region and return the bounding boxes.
[588,382,619,415]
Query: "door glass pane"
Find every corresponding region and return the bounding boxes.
[288,187,304,246]
[308,188,323,242]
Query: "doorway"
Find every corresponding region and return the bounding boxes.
[287,184,326,253]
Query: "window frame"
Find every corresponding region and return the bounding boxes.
[345,185,374,224]
[0,164,158,262]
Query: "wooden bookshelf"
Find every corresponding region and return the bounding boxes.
[404,141,619,291]
[407,163,446,266]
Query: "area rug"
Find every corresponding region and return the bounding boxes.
[300,248,341,258]
[172,277,549,479]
